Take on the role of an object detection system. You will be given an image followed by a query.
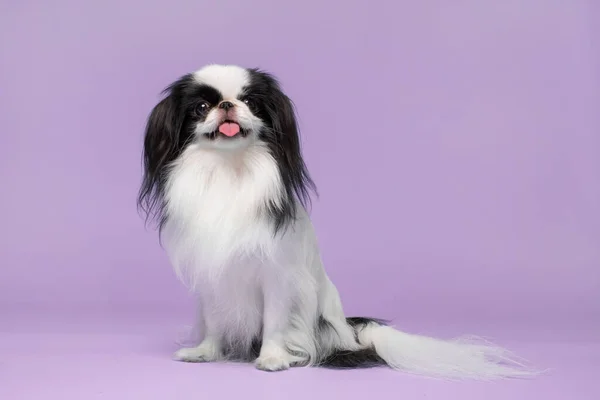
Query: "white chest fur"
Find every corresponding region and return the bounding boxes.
[162,142,284,287]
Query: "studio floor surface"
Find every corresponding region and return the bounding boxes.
[1,312,598,400]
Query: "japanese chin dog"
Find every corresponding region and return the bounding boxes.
[138,64,538,380]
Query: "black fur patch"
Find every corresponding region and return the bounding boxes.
[137,74,223,232]
[244,69,317,234]
[317,316,389,369]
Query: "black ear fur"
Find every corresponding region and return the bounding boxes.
[258,73,317,233]
[137,76,192,229]
[269,89,316,205]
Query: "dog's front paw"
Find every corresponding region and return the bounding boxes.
[255,355,291,372]
[173,347,216,363]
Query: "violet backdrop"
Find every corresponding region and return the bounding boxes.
[0,1,599,399]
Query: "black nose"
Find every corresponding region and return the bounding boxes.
[219,101,234,110]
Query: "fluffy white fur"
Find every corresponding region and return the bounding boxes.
[165,140,342,370]
[147,65,540,379]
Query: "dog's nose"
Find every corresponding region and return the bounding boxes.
[219,101,234,110]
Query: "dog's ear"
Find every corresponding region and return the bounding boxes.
[138,78,189,225]
[268,90,304,176]
[264,81,317,231]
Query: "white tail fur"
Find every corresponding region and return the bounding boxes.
[357,323,542,380]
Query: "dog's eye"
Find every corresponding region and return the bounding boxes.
[242,97,254,107]
[194,101,211,115]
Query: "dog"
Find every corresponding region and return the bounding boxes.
[138,64,537,379]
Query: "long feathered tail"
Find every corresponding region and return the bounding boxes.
[321,317,543,380]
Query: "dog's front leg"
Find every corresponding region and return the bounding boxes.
[255,278,297,372]
[173,298,223,363]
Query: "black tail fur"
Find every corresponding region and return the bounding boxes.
[318,316,389,369]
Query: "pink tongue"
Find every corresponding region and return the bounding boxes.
[218,122,240,137]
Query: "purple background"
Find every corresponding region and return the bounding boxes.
[1,1,598,399]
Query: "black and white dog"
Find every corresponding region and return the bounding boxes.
[138,64,535,379]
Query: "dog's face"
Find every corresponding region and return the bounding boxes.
[150,65,296,152]
[181,66,266,149]
[139,64,316,230]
